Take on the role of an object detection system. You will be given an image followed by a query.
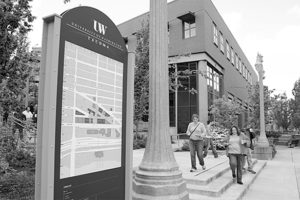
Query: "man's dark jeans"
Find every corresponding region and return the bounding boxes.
[203,138,218,158]
[189,139,205,169]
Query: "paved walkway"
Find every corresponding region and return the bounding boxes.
[243,146,300,200]
[133,144,228,172]
[133,145,300,200]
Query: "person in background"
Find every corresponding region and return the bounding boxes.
[3,111,8,126]
[242,128,256,174]
[12,110,26,140]
[224,126,250,185]
[32,104,38,124]
[186,114,207,172]
[203,120,218,158]
[22,106,33,120]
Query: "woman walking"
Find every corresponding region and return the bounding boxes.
[225,126,250,184]
[186,114,207,172]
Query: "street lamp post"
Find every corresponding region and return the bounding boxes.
[132,0,189,199]
[252,53,273,160]
[255,53,269,147]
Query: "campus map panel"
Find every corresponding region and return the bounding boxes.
[60,41,123,179]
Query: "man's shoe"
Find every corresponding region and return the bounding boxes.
[232,174,236,178]
[203,151,208,158]
[202,165,206,170]
[237,181,243,185]
[248,169,256,174]
[214,154,218,158]
[190,168,197,172]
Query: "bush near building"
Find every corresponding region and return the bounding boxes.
[0,128,35,199]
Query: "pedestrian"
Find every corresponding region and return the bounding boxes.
[224,126,250,184]
[12,111,26,140]
[242,128,256,174]
[203,120,218,158]
[22,106,33,120]
[186,114,207,172]
[3,111,8,126]
[32,104,38,124]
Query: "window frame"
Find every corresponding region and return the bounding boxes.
[183,20,196,39]
[219,32,224,53]
[226,41,230,60]
[213,23,218,46]
[231,48,235,65]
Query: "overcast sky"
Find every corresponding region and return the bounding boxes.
[28,0,300,98]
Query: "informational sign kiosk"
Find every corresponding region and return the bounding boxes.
[35,7,127,200]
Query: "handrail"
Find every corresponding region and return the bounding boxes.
[10,115,37,132]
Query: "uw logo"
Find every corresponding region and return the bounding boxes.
[93,20,107,35]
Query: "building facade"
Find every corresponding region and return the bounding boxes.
[118,0,258,133]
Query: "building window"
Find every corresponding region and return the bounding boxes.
[227,93,234,102]
[231,48,234,65]
[243,65,246,77]
[239,62,243,74]
[176,62,197,132]
[183,21,196,39]
[178,12,196,39]
[207,64,221,108]
[246,69,248,80]
[213,24,218,46]
[235,54,239,70]
[220,32,224,53]
[239,59,242,72]
[226,41,230,60]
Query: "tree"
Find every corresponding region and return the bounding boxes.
[291,78,300,129]
[209,96,242,129]
[134,21,149,135]
[0,0,35,82]
[247,82,274,130]
[272,93,292,131]
[0,0,36,114]
[133,20,197,134]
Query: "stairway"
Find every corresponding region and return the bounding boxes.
[183,159,267,200]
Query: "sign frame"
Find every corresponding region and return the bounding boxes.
[35,6,128,200]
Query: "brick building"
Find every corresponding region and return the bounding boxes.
[118,0,258,133]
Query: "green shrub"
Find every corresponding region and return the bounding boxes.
[0,135,17,153]
[133,137,147,150]
[181,140,190,151]
[5,149,35,170]
[0,171,34,199]
[266,131,282,139]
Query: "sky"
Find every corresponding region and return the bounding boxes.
[28,0,300,98]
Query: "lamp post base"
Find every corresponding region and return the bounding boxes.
[133,169,189,200]
[252,146,273,160]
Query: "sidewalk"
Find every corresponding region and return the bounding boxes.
[133,143,227,172]
[133,145,300,200]
[243,146,300,200]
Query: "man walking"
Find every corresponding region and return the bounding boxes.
[243,128,256,174]
[203,120,218,158]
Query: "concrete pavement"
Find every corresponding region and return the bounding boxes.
[133,144,300,200]
[243,146,300,200]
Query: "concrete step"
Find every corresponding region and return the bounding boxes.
[186,160,258,197]
[187,173,234,197]
[189,160,267,200]
[183,160,229,185]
